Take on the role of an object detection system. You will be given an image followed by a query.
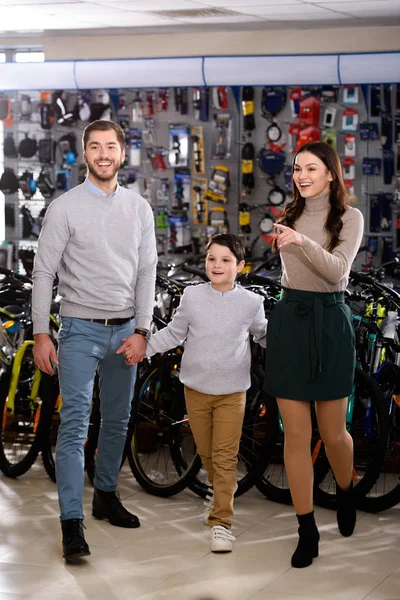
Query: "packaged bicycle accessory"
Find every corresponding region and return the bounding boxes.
[36,167,55,199]
[168,214,191,253]
[129,128,142,167]
[239,203,252,234]
[362,157,382,176]
[53,91,75,126]
[38,137,56,164]
[192,177,208,225]
[268,185,286,207]
[212,112,233,160]
[208,206,229,233]
[343,157,355,181]
[0,96,12,121]
[140,91,155,118]
[20,94,32,121]
[0,169,19,194]
[261,86,287,120]
[58,133,78,167]
[55,169,71,192]
[242,87,255,134]
[342,109,359,133]
[295,125,321,152]
[18,170,36,199]
[147,147,167,172]
[90,90,112,121]
[18,134,37,159]
[155,178,170,204]
[168,125,189,168]
[155,208,168,230]
[193,88,210,121]
[323,129,337,149]
[258,148,285,177]
[39,102,55,130]
[3,134,18,158]
[343,86,359,105]
[289,87,301,117]
[298,95,320,127]
[323,107,336,128]
[212,87,228,110]
[241,142,255,194]
[206,166,230,204]
[158,88,169,112]
[360,122,379,141]
[321,85,339,104]
[344,133,356,157]
[173,170,191,213]
[174,88,189,115]
[191,126,205,175]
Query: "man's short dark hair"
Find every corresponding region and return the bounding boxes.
[82,120,125,151]
[206,233,245,263]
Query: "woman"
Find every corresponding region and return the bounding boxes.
[265,142,364,568]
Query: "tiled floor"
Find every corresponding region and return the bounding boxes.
[0,463,399,600]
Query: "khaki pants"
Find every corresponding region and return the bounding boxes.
[184,386,246,529]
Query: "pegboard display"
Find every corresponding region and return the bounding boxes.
[0,83,398,273]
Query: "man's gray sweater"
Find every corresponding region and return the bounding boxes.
[32,182,157,334]
[146,283,268,395]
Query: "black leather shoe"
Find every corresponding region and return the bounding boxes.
[61,519,90,561]
[336,481,356,537]
[291,511,320,568]
[92,488,140,528]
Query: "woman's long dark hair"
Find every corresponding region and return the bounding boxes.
[274,142,351,253]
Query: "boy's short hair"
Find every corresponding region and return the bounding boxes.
[206,233,245,263]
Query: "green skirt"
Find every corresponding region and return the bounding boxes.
[264,288,355,401]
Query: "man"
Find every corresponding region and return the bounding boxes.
[33,120,157,561]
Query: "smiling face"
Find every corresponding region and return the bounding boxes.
[205,243,245,293]
[83,129,125,184]
[293,151,333,199]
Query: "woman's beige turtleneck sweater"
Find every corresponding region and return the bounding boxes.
[280,192,364,292]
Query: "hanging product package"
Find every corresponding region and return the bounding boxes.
[168,125,189,168]
[212,112,233,160]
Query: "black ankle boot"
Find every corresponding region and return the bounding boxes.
[291,511,320,568]
[61,519,90,561]
[336,480,356,537]
[92,488,140,528]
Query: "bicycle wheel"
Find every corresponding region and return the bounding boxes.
[357,363,400,512]
[0,347,43,477]
[127,357,201,497]
[313,368,388,509]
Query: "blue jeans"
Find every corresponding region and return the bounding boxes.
[56,317,137,520]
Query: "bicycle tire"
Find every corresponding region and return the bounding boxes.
[127,360,201,497]
[0,349,43,477]
[313,368,388,509]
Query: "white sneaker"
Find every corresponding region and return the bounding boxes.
[210,525,235,552]
[203,487,214,524]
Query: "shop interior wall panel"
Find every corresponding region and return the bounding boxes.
[74,58,204,89]
[339,53,400,84]
[0,62,76,92]
[203,55,340,86]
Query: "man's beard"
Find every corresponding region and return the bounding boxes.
[86,160,120,183]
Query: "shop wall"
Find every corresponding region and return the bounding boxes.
[1,25,400,60]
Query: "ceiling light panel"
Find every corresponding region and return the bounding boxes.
[320,0,400,10]
[231,3,345,15]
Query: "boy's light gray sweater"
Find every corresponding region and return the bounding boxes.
[32,182,157,334]
[146,283,268,395]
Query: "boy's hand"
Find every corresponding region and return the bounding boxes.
[116,334,146,365]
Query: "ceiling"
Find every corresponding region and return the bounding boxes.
[0,0,399,35]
